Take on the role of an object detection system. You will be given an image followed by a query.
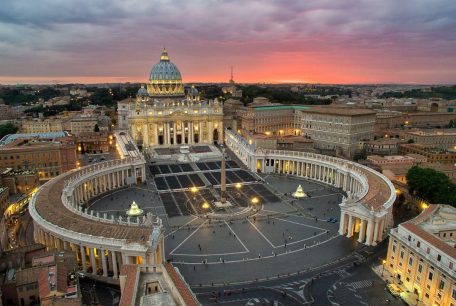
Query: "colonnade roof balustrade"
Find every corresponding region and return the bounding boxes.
[30,157,152,248]
[257,149,395,212]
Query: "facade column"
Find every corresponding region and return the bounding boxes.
[173,122,177,145]
[358,219,367,243]
[366,220,374,245]
[338,213,347,235]
[101,250,108,277]
[107,250,113,272]
[90,247,96,274]
[346,215,354,237]
[373,221,380,245]
[112,251,118,278]
[80,245,87,272]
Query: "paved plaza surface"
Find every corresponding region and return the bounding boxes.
[89,164,359,285]
[86,153,402,304]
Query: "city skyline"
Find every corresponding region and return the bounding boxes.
[1,0,456,85]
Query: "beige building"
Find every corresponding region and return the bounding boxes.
[399,144,456,165]
[0,132,77,181]
[363,138,405,155]
[405,130,456,150]
[299,106,376,158]
[119,49,223,147]
[238,103,305,137]
[21,118,65,134]
[386,204,456,306]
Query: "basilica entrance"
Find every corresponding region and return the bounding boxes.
[158,135,164,145]
[194,134,199,143]
[177,134,182,144]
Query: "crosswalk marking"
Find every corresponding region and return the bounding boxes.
[347,279,373,290]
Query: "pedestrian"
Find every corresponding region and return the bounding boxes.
[193,265,196,271]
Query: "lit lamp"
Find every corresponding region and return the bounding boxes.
[251,197,259,205]
[382,259,386,277]
[190,187,198,193]
[235,183,242,189]
[126,201,144,216]
[202,202,210,210]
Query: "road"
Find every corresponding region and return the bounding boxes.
[192,243,405,305]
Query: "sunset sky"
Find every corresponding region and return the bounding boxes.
[1,0,455,84]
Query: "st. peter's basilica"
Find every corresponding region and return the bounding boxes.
[118,49,223,148]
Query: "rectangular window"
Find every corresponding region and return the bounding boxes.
[428,272,433,281]
[417,241,420,248]
[418,264,423,273]
[452,289,456,299]
[437,254,442,262]
[409,258,413,266]
[439,280,445,290]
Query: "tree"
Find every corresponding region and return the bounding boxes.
[94,124,100,132]
[406,166,456,206]
[0,123,18,139]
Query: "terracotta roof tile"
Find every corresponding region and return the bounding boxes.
[401,205,456,260]
[119,264,139,306]
[164,263,199,306]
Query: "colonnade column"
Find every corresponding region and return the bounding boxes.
[101,250,108,277]
[90,248,96,274]
[112,251,118,279]
[80,245,87,272]
[365,220,374,245]
[358,219,367,243]
[339,213,347,235]
[347,215,354,237]
[373,221,379,245]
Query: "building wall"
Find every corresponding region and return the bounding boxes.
[0,140,77,181]
[387,227,456,306]
[299,111,375,158]
[399,144,456,165]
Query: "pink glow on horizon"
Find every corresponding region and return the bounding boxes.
[0,1,455,85]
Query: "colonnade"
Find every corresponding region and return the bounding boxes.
[225,128,396,247]
[31,157,165,280]
[257,158,364,195]
[338,213,386,245]
[72,167,133,204]
[34,227,123,277]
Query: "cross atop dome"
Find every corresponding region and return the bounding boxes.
[160,48,169,61]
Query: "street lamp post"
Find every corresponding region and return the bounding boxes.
[382,259,386,277]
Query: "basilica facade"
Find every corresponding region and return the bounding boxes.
[118,49,223,147]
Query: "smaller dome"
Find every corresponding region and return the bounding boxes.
[137,85,148,96]
[187,85,199,97]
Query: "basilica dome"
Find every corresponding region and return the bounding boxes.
[147,49,185,97]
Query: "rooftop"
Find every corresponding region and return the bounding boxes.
[0,131,68,146]
[34,166,152,244]
[401,204,456,260]
[301,106,376,116]
[253,105,311,111]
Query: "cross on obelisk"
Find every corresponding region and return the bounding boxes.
[220,146,226,203]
